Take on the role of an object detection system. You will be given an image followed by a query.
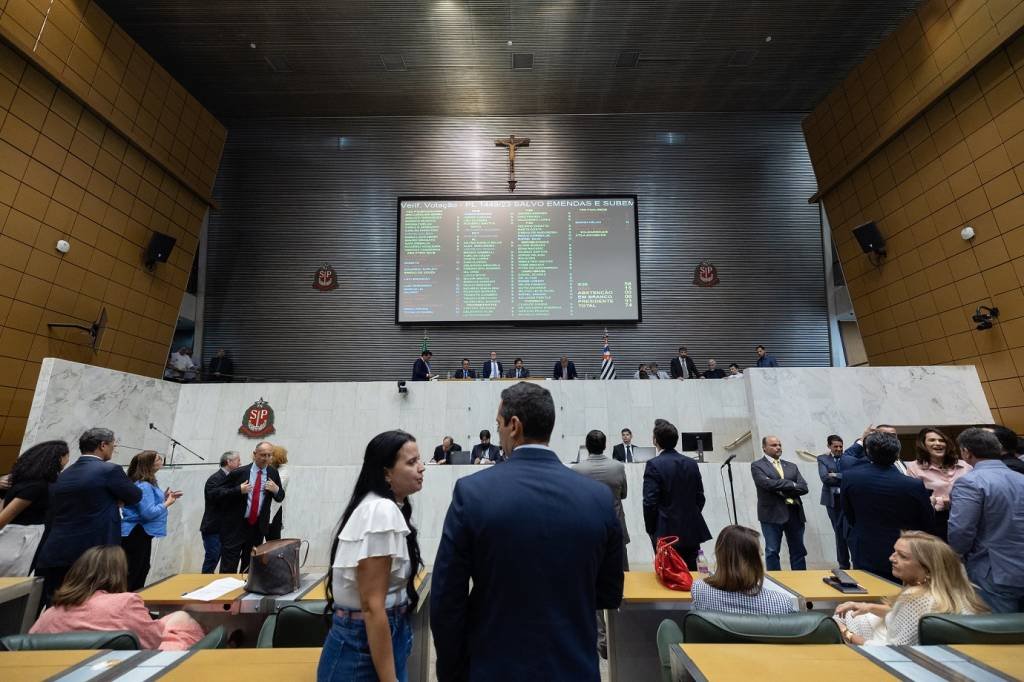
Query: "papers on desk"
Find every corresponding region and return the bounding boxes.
[181,577,247,601]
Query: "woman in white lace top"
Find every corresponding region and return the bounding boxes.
[834,530,987,645]
[317,430,426,682]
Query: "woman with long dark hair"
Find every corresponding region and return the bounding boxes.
[121,451,182,590]
[907,428,971,540]
[318,430,425,682]
[0,440,69,575]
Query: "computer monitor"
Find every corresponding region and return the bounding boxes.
[449,450,471,465]
[630,446,657,463]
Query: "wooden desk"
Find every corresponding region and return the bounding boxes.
[137,573,249,606]
[0,576,43,636]
[766,570,901,609]
[161,648,321,681]
[951,644,1024,679]
[0,650,95,682]
[621,571,694,603]
[672,644,899,681]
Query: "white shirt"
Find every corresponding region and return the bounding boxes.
[169,353,195,372]
[489,361,500,378]
[331,492,411,610]
[269,464,289,520]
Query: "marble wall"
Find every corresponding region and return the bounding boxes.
[21,359,993,581]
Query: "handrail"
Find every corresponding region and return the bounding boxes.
[723,431,751,450]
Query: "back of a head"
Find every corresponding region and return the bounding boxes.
[958,427,1002,460]
[898,531,987,614]
[127,451,159,484]
[653,419,679,451]
[864,431,900,466]
[705,525,763,594]
[499,382,555,443]
[10,440,69,485]
[586,430,606,455]
[79,427,114,455]
[52,546,128,608]
[986,425,1018,457]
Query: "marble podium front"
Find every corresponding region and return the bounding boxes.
[21,359,992,581]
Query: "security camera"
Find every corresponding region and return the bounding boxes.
[972,306,999,330]
[55,239,71,254]
[961,226,975,241]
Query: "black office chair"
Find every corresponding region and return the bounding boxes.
[919,613,1024,645]
[257,601,331,648]
[681,611,843,644]
[0,630,140,651]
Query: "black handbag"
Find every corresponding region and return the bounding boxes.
[245,538,308,595]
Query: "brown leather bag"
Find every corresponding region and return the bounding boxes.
[245,538,307,595]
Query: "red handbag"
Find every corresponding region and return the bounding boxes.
[654,536,694,591]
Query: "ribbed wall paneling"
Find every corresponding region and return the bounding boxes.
[204,113,829,381]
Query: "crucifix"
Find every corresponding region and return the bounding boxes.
[495,134,530,192]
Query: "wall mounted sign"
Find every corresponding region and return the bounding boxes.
[693,261,720,287]
[239,397,277,438]
[313,264,338,291]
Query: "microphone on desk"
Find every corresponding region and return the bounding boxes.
[720,454,736,469]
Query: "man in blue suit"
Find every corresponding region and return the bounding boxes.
[553,355,578,379]
[642,418,712,570]
[35,427,142,605]
[412,350,433,381]
[431,381,624,682]
[842,431,933,581]
[839,424,908,474]
[817,435,850,569]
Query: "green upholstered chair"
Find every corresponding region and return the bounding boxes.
[257,601,331,648]
[681,611,843,644]
[656,618,684,682]
[192,625,226,649]
[919,613,1024,645]
[0,630,140,651]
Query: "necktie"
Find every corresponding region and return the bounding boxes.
[492,362,497,377]
[516,369,520,378]
[771,459,794,504]
[626,445,632,463]
[248,469,263,525]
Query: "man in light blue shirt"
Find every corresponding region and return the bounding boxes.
[949,428,1024,613]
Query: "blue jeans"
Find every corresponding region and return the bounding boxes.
[318,610,412,682]
[971,567,1024,613]
[761,506,807,571]
[201,533,221,574]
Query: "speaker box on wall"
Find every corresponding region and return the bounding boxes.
[144,232,177,269]
[852,221,885,255]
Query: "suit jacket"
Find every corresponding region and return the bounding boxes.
[703,368,727,379]
[612,443,640,463]
[755,355,779,368]
[575,454,630,544]
[842,464,933,580]
[412,358,431,381]
[669,356,698,379]
[481,360,504,379]
[454,368,477,379]
[200,469,232,534]
[470,443,501,463]
[433,444,462,463]
[218,463,285,536]
[553,361,578,380]
[817,454,843,508]
[750,457,809,525]
[35,456,142,569]
[506,366,530,379]
[431,446,623,682]
[642,450,712,547]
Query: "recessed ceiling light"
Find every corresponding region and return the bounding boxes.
[250,41,256,49]
[765,36,772,43]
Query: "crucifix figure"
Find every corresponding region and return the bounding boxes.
[495,134,530,192]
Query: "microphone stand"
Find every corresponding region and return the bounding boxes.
[148,422,206,467]
[720,455,738,525]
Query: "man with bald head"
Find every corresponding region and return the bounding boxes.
[751,435,809,570]
[218,441,285,573]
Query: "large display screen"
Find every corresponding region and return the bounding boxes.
[396,195,640,323]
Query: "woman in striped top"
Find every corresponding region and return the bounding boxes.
[691,525,797,615]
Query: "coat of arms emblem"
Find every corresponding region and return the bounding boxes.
[239,397,276,438]
[693,261,720,287]
[313,264,338,291]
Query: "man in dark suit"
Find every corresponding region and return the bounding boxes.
[481,351,503,380]
[412,350,433,381]
[754,344,779,367]
[612,428,637,463]
[471,430,502,463]
[218,441,285,573]
[841,424,907,474]
[702,359,727,379]
[751,435,809,570]
[553,355,578,380]
[669,346,698,379]
[454,358,476,379]
[842,431,933,581]
[201,450,241,573]
[432,436,462,464]
[817,435,850,569]
[431,381,624,681]
[642,419,712,570]
[35,427,142,605]
[506,357,530,379]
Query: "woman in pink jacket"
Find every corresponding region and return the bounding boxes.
[31,546,204,649]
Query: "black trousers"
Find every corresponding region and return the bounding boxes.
[122,525,153,591]
[220,522,264,573]
[39,564,71,608]
[266,509,283,541]
[825,504,851,569]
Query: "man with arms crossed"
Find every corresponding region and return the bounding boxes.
[431,382,624,681]
[751,435,809,570]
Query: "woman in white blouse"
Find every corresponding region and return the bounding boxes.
[318,430,425,682]
[834,531,987,645]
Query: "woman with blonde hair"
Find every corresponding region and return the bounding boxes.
[121,451,182,590]
[691,525,797,614]
[31,546,204,649]
[907,428,971,540]
[266,444,290,541]
[835,530,987,645]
